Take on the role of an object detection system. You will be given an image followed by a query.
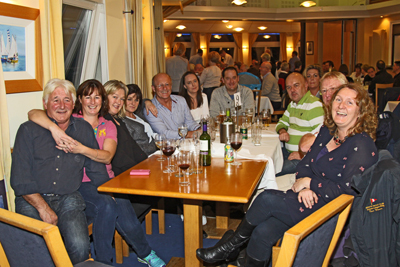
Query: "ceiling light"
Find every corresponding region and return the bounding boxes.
[214,35,222,39]
[300,1,316,7]
[263,35,271,39]
[163,19,169,23]
[232,0,247,5]
[286,19,294,22]
[380,15,384,18]
[176,33,182,37]
[258,26,267,30]
[222,20,229,23]
[234,27,244,32]
[176,25,186,30]
[226,25,233,29]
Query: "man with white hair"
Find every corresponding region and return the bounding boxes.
[11,79,109,264]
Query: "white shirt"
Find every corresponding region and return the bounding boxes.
[190,93,209,123]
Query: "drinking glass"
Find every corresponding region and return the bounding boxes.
[192,131,200,146]
[162,139,176,173]
[262,110,270,128]
[177,151,191,185]
[178,124,188,141]
[230,132,243,166]
[154,133,165,161]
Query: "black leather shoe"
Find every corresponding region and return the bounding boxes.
[196,219,255,263]
[244,254,267,267]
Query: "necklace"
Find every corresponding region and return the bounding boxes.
[333,131,347,145]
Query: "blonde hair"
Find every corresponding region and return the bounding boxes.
[104,80,128,118]
[208,51,220,64]
[173,43,186,56]
[43,78,76,105]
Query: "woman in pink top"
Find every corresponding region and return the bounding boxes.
[28,80,165,266]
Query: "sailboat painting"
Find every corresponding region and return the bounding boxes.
[0,24,25,72]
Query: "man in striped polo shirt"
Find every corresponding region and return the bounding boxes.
[275,72,324,177]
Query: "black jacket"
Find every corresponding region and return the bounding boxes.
[350,150,400,267]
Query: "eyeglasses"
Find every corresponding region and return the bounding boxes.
[156,83,171,89]
[321,88,336,95]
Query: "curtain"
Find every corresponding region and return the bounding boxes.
[191,32,200,57]
[280,33,287,61]
[130,0,143,89]
[154,0,165,74]
[0,65,13,211]
[142,0,157,98]
[248,33,259,63]
[232,33,243,63]
[40,0,65,81]
[165,32,176,58]
[293,32,301,52]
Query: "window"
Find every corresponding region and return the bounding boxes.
[62,0,108,88]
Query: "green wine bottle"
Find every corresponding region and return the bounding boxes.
[225,108,233,123]
[199,119,211,166]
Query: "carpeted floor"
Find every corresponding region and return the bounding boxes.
[109,213,220,266]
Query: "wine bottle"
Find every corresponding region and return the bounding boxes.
[224,136,234,163]
[199,119,211,166]
[225,108,233,123]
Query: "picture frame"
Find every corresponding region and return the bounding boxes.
[0,3,43,94]
[306,41,314,55]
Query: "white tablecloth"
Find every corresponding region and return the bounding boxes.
[212,127,283,190]
[255,96,274,114]
[384,101,400,112]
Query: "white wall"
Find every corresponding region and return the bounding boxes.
[1,0,42,147]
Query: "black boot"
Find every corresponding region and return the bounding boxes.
[244,254,267,267]
[196,218,256,263]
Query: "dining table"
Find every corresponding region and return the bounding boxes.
[98,154,268,267]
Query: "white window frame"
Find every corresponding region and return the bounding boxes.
[63,0,109,84]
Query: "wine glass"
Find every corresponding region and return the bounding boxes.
[230,132,243,166]
[162,139,176,173]
[154,133,166,161]
[192,131,200,147]
[178,124,188,141]
[177,151,191,185]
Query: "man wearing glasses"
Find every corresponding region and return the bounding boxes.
[144,73,200,140]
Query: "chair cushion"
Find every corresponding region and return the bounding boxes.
[292,214,339,267]
[0,221,56,267]
[74,260,111,266]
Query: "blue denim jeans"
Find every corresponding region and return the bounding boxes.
[79,182,151,264]
[245,190,295,261]
[275,146,300,177]
[15,192,89,264]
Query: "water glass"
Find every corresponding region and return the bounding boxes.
[253,125,262,146]
[190,150,203,174]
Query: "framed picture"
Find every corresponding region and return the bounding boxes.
[0,3,42,94]
[306,41,314,55]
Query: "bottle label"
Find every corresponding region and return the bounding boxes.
[200,140,209,151]
[240,127,248,139]
[224,144,234,162]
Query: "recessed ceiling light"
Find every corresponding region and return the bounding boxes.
[380,15,384,18]
[258,26,267,30]
[263,35,270,39]
[222,20,229,23]
[176,33,182,37]
[286,19,294,22]
[226,25,233,29]
[234,27,244,32]
[214,35,222,39]
[176,25,186,30]
[163,19,169,23]
[300,1,316,7]
[232,0,247,5]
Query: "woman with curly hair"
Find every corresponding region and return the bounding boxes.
[196,83,378,267]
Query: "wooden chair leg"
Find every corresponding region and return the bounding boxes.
[145,211,153,235]
[122,240,129,257]
[158,198,165,234]
[114,230,124,264]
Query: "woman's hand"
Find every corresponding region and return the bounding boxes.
[56,139,83,154]
[144,100,158,117]
[298,189,318,209]
[291,177,312,193]
[49,124,77,149]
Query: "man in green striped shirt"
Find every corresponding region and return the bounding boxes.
[276,72,324,176]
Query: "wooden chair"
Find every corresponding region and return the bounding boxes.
[228,194,354,267]
[88,198,165,264]
[376,83,393,110]
[0,208,109,267]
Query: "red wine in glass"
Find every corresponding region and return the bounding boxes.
[162,146,176,157]
[178,164,190,170]
[231,142,242,151]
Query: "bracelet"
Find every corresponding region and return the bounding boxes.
[94,149,98,160]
